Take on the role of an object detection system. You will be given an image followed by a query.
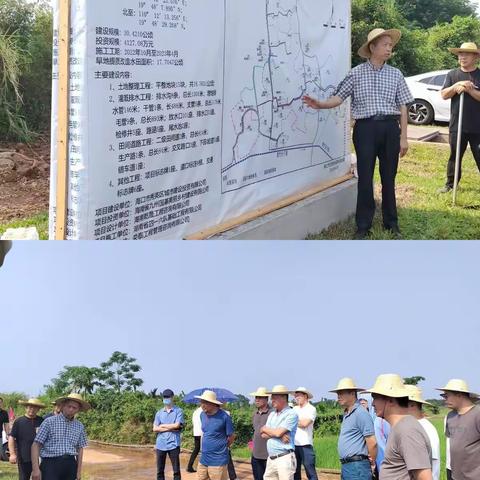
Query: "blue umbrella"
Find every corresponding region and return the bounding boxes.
[183,388,239,404]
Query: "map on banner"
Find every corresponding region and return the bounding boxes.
[49,0,351,239]
[222,0,349,192]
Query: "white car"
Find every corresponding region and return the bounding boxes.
[405,70,451,125]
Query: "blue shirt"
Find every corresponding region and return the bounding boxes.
[34,414,88,457]
[265,407,298,455]
[154,406,184,451]
[338,401,375,460]
[200,409,234,466]
[374,415,390,470]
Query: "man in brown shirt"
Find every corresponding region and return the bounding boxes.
[250,387,272,480]
[364,374,432,480]
[436,379,480,480]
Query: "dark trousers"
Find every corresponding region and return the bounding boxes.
[446,469,452,480]
[294,445,318,480]
[187,436,201,471]
[353,119,401,230]
[251,457,267,480]
[227,449,237,480]
[40,456,77,480]
[446,132,480,188]
[18,461,33,480]
[156,447,181,480]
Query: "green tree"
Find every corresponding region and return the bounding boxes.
[99,351,144,392]
[397,0,477,29]
[403,376,426,385]
[351,0,433,75]
[45,366,103,396]
[427,15,480,70]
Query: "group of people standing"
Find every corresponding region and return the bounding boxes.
[151,377,479,480]
[3,375,479,480]
[303,29,480,239]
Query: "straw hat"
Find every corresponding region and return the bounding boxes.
[436,379,479,398]
[55,393,91,412]
[363,374,409,398]
[448,42,480,55]
[358,28,402,59]
[404,385,433,406]
[329,377,365,393]
[194,390,223,405]
[18,398,46,409]
[250,387,270,397]
[266,385,294,395]
[294,387,313,399]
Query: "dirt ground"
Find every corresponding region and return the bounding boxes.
[0,136,50,223]
[83,447,340,480]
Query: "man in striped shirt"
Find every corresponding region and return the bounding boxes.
[31,393,89,480]
[303,28,414,239]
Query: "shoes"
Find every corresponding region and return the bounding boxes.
[437,186,452,193]
[354,229,370,240]
[187,469,197,473]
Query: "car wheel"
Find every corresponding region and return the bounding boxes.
[408,100,434,125]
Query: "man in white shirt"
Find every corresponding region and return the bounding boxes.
[187,406,203,473]
[293,387,317,480]
[405,386,440,480]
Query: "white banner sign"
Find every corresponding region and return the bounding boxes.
[50,0,351,239]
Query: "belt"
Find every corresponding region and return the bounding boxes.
[269,449,294,460]
[43,455,77,460]
[340,455,369,464]
[357,115,400,121]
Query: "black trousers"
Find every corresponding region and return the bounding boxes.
[251,457,267,480]
[40,456,77,480]
[156,447,181,480]
[294,445,318,480]
[446,469,452,480]
[187,436,201,470]
[227,449,237,480]
[353,119,401,230]
[446,132,480,188]
[18,461,33,480]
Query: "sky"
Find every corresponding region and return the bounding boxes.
[0,241,478,401]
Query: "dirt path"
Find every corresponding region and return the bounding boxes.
[83,446,339,480]
[0,137,50,223]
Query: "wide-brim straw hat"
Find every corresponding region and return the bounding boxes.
[404,385,433,406]
[194,390,223,405]
[436,379,479,398]
[294,387,313,399]
[358,28,402,59]
[18,398,46,409]
[266,385,294,395]
[329,377,365,393]
[363,374,409,398]
[250,387,270,398]
[55,393,91,412]
[448,42,480,55]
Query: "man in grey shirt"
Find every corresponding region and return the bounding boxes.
[437,379,480,480]
[365,374,432,480]
[250,387,272,480]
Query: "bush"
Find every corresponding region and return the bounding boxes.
[0,0,52,139]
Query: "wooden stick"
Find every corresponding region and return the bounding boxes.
[185,174,354,240]
[54,0,71,240]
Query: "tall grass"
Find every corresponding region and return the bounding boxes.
[0,31,30,140]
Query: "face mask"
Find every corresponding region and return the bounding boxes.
[164,398,172,406]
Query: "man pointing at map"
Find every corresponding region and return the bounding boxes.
[303,28,414,239]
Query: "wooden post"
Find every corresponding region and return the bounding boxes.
[55,0,71,240]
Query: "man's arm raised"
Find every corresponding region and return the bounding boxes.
[302,95,343,110]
